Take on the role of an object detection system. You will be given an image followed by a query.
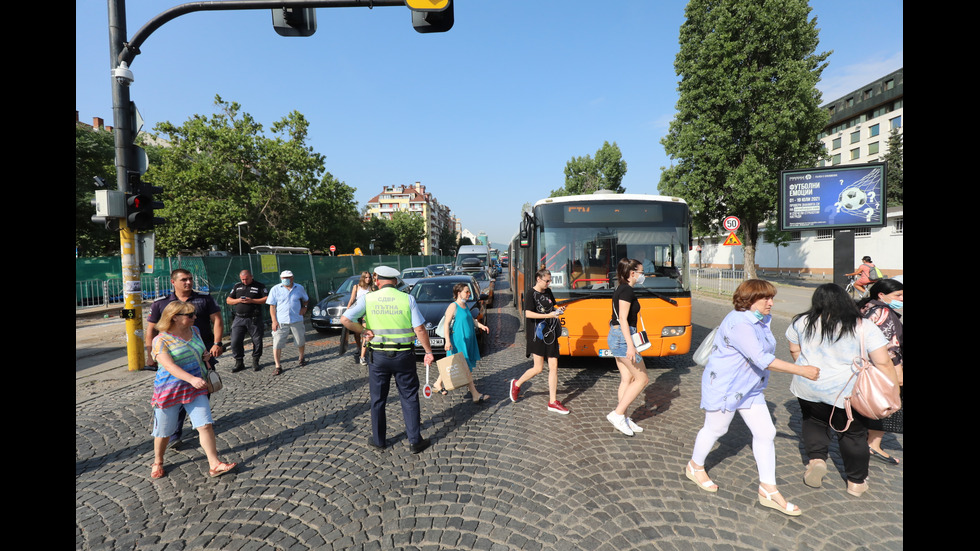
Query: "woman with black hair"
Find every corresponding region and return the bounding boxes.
[605,258,650,436]
[786,284,898,497]
[857,278,904,465]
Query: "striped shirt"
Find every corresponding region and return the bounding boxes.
[151,327,208,409]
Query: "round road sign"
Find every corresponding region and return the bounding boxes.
[723,216,740,232]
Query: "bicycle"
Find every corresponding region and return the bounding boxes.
[843,275,870,301]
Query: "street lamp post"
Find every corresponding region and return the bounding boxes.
[237,221,248,255]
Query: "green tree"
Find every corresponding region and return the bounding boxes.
[76,125,118,256]
[364,216,397,255]
[302,172,363,253]
[388,211,426,256]
[884,129,903,207]
[437,223,457,256]
[552,141,627,197]
[148,96,354,255]
[659,0,829,279]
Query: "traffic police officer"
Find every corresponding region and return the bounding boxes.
[226,270,268,372]
[342,266,433,454]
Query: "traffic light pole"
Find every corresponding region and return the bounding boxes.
[109,0,148,371]
[105,0,451,372]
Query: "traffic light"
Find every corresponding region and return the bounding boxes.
[410,0,453,33]
[272,7,317,37]
[126,171,165,232]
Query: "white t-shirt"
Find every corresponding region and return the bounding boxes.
[786,317,888,408]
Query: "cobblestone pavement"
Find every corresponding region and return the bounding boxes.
[76,281,903,550]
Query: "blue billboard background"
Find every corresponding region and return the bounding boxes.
[778,163,887,231]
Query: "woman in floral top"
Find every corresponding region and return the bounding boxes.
[857,278,904,465]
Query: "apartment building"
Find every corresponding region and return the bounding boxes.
[364,182,455,255]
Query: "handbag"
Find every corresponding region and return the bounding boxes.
[435,352,470,391]
[829,320,900,432]
[198,357,223,393]
[693,326,719,366]
[613,300,651,353]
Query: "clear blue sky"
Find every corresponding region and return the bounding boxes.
[76,1,903,248]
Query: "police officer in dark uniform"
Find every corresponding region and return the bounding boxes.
[226,270,268,372]
[342,266,433,454]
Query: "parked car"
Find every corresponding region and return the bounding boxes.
[408,275,488,357]
[426,264,448,276]
[400,267,433,290]
[311,275,361,333]
[469,269,495,308]
[311,274,408,333]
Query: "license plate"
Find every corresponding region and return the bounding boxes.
[417,337,444,347]
[330,317,342,324]
[598,349,613,357]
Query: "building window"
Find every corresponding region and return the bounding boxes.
[831,153,841,165]
[855,228,871,238]
[850,130,860,144]
[850,148,860,160]
[816,229,833,240]
[789,231,801,242]
[884,79,894,90]
[890,116,902,130]
[868,142,879,156]
[832,137,841,150]
[869,124,880,138]
[863,89,873,100]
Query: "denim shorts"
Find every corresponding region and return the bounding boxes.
[151,394,213,438]
[607,324,637,358]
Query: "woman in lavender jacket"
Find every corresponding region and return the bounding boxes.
[685,280,819,517]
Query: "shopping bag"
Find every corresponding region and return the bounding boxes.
[436,353,470,391]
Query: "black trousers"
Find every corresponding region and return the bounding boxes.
[798,398,870,483]
[230,315,264,360]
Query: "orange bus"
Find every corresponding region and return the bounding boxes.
[511,192,692,358]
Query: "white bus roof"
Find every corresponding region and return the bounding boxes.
[534,192,688,208]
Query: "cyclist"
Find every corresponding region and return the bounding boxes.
[844,256,878,296]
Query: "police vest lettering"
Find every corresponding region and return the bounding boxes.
[364,288,415,351]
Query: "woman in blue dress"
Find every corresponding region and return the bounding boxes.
[433,282,490,403]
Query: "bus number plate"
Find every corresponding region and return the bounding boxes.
[598,349,613,357]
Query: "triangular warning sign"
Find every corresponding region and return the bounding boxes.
[723,232,742,246]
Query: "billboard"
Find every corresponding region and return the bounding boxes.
[778,162,887,231]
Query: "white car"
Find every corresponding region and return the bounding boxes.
[400,267,433,290]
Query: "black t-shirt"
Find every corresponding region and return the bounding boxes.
[610,284,640,328]
[229,280,268,317]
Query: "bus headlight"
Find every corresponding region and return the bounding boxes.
[661,326,687,337]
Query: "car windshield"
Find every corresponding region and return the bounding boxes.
[403,270,425,278]
[410,281,477,303]
[336,276,358,295]
[427,265,445,275]
[471,271,487,281]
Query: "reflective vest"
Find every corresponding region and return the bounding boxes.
[364,286,415,352]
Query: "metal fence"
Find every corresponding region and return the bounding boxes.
[690,268,746,296]
[75,276,173,309]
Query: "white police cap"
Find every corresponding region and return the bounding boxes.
[374,266,400,278]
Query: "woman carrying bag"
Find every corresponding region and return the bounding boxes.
[432,283,490,403]
[605,258,651,437]
[786,283,898,497]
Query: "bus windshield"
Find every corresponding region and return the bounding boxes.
[533,199,690,296]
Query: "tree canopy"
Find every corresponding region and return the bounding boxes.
[552,141,627,197]
[659,0,830,278]
[884,129,903,207]
[147,96,362,255]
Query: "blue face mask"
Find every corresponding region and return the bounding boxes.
[887,299,903,309]
[751,310,765,321]
[281,278,291,286]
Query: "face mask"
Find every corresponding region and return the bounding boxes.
[887,299,903,309]
[281,278,291,286]
[635,273,645,285]
[751,310,765,321]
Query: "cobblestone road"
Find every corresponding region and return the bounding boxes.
[76,281,903,550]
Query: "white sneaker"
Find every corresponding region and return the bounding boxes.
[606,411,634,436]
[626,417,643,433]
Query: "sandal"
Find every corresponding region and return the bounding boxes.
[758,486,801,516]
[472,394,490,404]
[208,462,238,478]
[150,462,165,479]
[274,367,283,376]
[436,387,448,395]
[804,458,828,488]
[684,461,718,493]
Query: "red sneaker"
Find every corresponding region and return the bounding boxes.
[509,379,520,402]
[547,400,569,414]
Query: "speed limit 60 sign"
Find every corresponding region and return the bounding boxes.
[723,216,740,232]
